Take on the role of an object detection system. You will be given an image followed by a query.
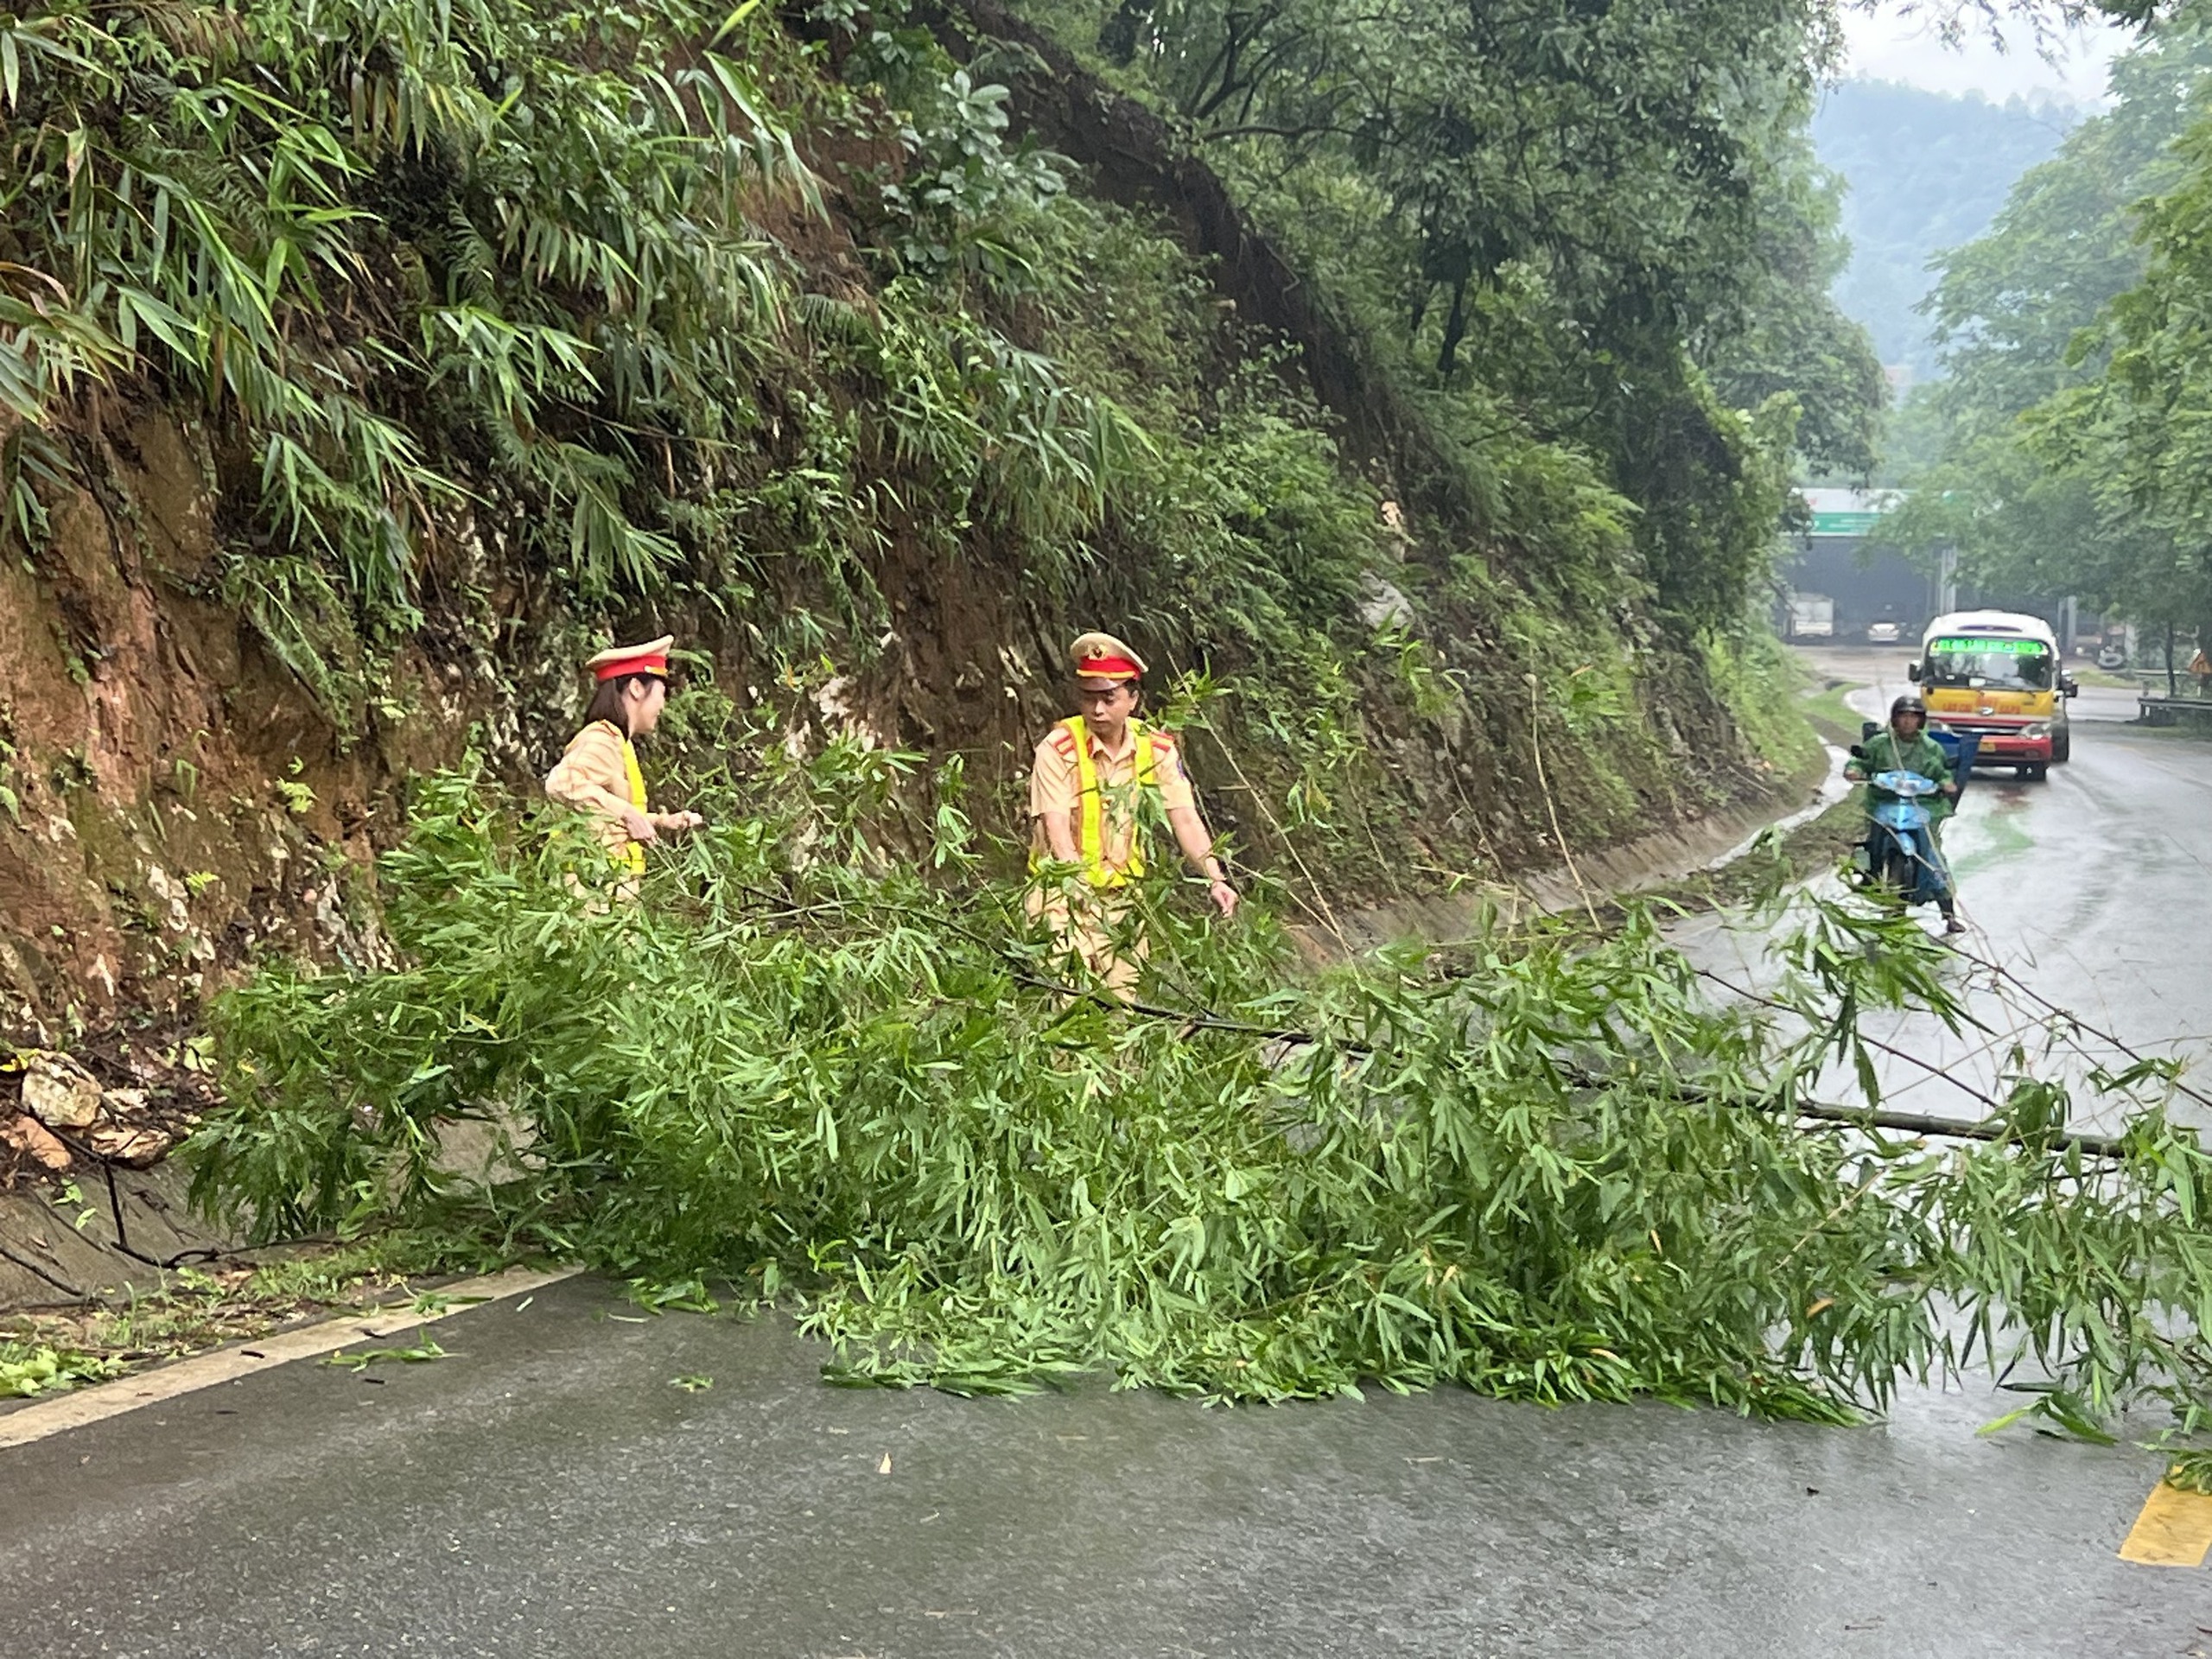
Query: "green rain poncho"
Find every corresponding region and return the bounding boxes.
[1857,725,1955,825]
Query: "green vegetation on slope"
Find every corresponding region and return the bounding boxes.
[0,0,1864,912]
[1,0,1118,717]
[1028,0,1886,582]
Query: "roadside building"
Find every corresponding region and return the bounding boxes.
[1776,488,2085,652]
[1777,489,1930,645]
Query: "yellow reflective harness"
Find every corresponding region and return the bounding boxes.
[1049,715,1157,888]
[618,730,649,877]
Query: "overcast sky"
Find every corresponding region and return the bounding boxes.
[1840,1,2138,106]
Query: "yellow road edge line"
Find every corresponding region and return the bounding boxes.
[0,1264,580,1452]
[2119,1478,2212,1567]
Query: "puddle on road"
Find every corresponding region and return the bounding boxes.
[1948,788,2036,880]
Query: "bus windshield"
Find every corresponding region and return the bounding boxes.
[1923,637,2054,691]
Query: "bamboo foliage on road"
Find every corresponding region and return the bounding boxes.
[185,735,2212,1449]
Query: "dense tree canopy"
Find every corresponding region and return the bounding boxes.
[1040,0,1885,622]
[1702,126,1888,481]
[2033,29,2212,642]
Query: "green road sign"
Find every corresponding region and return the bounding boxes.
[1809,511,1885,536]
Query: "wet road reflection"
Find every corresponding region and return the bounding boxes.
[1679,647,2212,1135]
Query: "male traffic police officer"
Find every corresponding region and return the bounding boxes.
[1027,630,1236,994]
[544,635,704,886]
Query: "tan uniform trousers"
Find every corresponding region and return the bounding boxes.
[1027,884,1145,1001]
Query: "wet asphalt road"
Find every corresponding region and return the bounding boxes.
[1681,646,2212,1134]
[5,647,2212,1657]
[3,1274,2208,1659]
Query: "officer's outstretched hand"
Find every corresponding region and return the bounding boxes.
[1209,880,1239,918]
[657,810,706,833]
[621,806,658,844]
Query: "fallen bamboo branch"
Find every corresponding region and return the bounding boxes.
[728,878,2144,1159]
[1786,1096,2123,1158]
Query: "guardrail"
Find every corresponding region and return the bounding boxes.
[2137,690,2212,726]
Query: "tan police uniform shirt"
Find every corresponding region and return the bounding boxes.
[1028,721,1196,874]
[545,720,642,861]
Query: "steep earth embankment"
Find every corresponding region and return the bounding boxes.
[0,1,1815,1129]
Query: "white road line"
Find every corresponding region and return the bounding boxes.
[0,1264,580,1452]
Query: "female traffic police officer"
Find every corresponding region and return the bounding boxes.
[544,635,703,889]
[1027,631,1236,996]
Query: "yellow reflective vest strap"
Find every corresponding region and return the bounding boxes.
[619,735,649,876]
[1065,715,1156,888]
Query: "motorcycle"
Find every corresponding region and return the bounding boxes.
[1859,768,1951,906]
[1848,724,1979,918]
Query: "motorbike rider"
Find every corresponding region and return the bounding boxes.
[1845,694,1964,934]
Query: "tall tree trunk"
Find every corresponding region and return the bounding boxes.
[1435,277,1468,379]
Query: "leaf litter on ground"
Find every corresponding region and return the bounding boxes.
[322,1338,450,1373]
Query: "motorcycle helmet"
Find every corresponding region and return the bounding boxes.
[1890,694,1928,724]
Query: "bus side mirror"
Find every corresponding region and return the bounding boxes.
[2063,676,2079,698]
[1906,662,1921,683]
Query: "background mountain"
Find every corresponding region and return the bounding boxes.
[1812,79,2080,381]
[1861,24,2212,640]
